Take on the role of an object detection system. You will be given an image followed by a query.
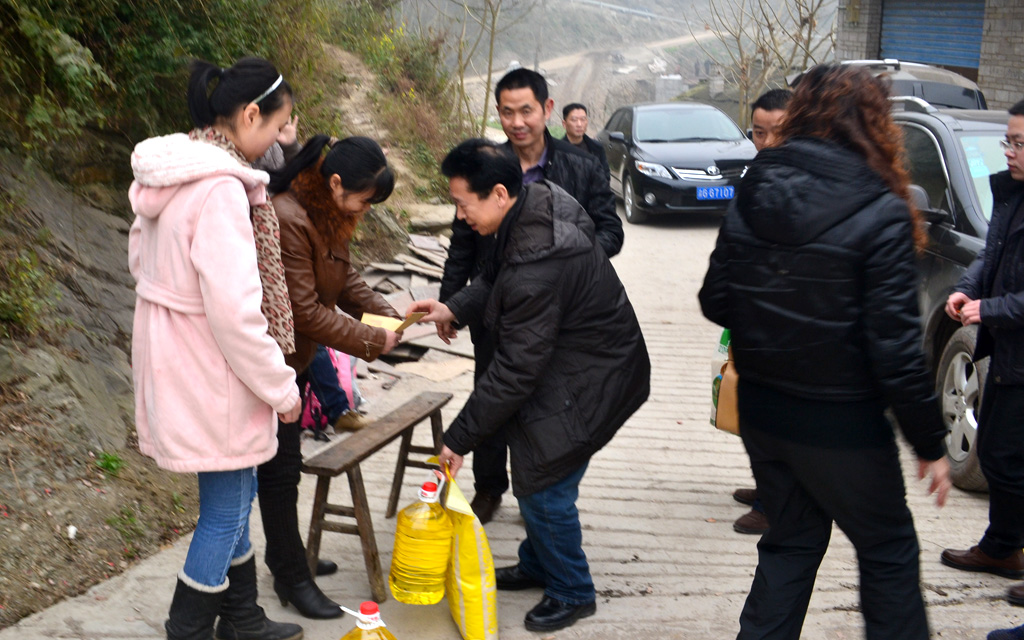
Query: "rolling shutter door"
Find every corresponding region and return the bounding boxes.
[880,0,985,69]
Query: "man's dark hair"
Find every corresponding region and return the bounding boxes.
[563,103,587,120]
[441,139,523,198]
[751,88,793,116]
[495,68,548,105]
[1009,99,1024,117]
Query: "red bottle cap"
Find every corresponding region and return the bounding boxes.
[422,481,438,492]
[359,601,378,615]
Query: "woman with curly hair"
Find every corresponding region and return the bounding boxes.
[256,135,403,619]
[699,64,951,639]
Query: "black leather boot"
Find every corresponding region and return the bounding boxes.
[273,578,343,619]
[165,577,226,640]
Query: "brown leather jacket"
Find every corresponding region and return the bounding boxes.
[274,191,399,373]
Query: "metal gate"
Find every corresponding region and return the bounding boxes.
[880,0,985,69]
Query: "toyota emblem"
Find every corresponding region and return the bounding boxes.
[706,165,720,176]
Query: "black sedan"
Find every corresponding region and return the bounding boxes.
[597,102,756,223]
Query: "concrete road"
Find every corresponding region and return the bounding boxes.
[3,207,1020,639]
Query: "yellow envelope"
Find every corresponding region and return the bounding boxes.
[361,312,426,332]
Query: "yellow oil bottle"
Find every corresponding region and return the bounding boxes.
[388,480,453,605]
[339,601,396,640]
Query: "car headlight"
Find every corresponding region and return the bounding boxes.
[634,161,673,179]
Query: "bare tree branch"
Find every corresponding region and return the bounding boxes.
[690,0,836,127]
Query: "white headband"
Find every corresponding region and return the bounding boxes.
[253,75,284,104]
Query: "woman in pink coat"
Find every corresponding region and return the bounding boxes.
[129,57,303,640]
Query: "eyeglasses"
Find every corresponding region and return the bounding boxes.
[999,138,1024,153]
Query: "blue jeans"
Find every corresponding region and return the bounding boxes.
[516,462,595,605]
[182,468,257,588]
[308,345,350,423]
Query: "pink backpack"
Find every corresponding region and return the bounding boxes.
[300,348,356,431]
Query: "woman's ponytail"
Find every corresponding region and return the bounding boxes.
[187,60,223,127]
[269,135,332,194]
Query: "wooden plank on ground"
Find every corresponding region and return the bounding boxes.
[409,246,448,268]
[369,262,406,273]
[408,234,444,252]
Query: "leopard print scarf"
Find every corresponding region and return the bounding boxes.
[189,127,295,355]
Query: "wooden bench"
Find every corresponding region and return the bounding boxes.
[300,390,452,602]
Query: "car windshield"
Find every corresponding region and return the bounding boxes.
[635,108,744,143]
[958,133,1006,221]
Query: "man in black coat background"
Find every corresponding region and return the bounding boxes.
[439,68,623,524]
[561,102,610,181]
[942,99,1024,613]
[413,139,649,632]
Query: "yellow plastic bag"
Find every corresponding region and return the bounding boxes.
[443,466,498,640]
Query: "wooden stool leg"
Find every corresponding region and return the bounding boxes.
[349,464,387,602]
[385,429,414,519]
[429,410,444,452]
[305,476,331,577]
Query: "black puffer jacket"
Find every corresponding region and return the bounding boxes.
[956,170,1024,385]
[443,181,650,496]
[439,133,623,305]
[698,137,945,460]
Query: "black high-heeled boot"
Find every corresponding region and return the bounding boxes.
[273,578,343,619]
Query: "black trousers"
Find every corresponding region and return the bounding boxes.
[257,372,312,586]
[468,324,510,496]
[977,381,1024,558]
[738,425,929,640]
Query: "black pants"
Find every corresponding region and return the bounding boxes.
[257,372,312,586]
[468,324,510,496]
[738,425,929,640]
[977,381,1024,558]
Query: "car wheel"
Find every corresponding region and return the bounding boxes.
[936,325,989,492]
[623,172,648,224]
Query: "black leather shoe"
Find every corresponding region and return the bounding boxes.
[273,578,343,619]
[315,559,338,577]
[495,565,545,591]
[524,595,596,632]
[470,492,502,524]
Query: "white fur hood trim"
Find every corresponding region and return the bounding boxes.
[131,133,269,188]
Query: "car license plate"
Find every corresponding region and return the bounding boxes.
[696,186,735,200]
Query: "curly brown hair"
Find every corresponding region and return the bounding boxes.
[776,64,927,252]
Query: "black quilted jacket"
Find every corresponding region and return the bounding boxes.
[699,137,944,460]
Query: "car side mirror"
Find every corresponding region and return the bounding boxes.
[608,131,626,143]
[908,184,951,224]
[907,184,930,211]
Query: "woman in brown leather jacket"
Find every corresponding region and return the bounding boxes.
[257,135,402,619]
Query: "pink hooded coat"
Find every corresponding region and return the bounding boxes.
[128,134,299,473]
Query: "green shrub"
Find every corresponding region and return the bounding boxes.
[0,249,57,337]
[95,451,125,476]
[0,189,60,338]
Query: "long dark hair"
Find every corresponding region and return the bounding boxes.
[269,135,395,202]
[187,57,292,127]
[777,64,925,251]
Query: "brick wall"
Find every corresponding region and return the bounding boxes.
[978,0,1024,110]
[835,0,882,61]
